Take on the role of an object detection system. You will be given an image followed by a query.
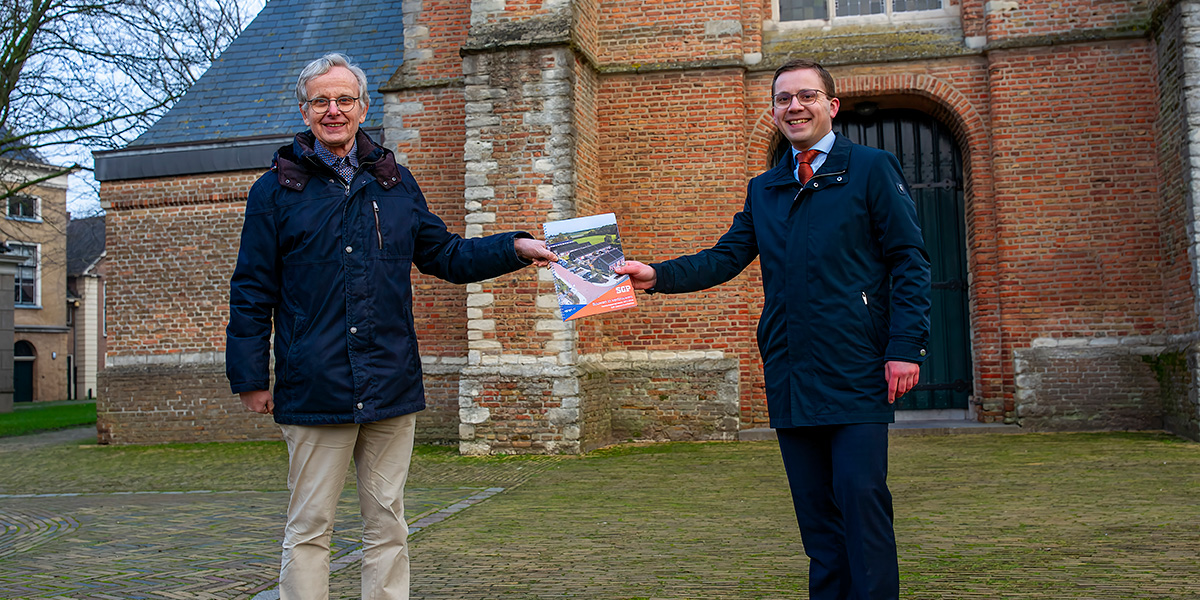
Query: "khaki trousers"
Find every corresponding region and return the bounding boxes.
[278,413,416,600]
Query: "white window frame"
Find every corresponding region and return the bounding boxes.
[772,0,960,30]
[5,194,43,222]
[9,242,41,308]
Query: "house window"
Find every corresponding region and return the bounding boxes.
[7,194,41,221]
[779,0,944,22]
[10,243,39,306]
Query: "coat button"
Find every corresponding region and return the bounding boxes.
[836,176,843,182]
[920,349,927,356]
[345,246,353,253]
[812,183,819,188]
[350,327,358,334]
[356,402,364,410]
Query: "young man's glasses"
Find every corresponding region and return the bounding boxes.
[773,89,830,109]
[305,96,360,113]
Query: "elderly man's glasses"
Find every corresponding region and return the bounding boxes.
[306,96,359,113]
[773,89,830,109]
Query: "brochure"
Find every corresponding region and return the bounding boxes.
[543,213,638,321]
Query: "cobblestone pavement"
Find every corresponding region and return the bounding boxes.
[2,428,1199,599]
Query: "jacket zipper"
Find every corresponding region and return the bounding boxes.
[372,200,383,249]
[862,291,868,305]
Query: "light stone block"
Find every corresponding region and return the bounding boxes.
[562,425,580,441]
[467,293,494,307]
[553,378,579,396]
[467,319,496,331]
[546,407,578,426]
[536,319,568,331]
[705,20,742,36]
[464,210,497,222]
[458,405,492,424]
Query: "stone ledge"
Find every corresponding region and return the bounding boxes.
[738,421,1024,441]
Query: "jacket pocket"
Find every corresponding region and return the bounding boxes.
[856,291,887,355]
[370,194,415,259]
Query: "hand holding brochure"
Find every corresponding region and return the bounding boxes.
[543,213,638,321]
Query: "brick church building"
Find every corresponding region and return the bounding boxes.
[93,0,1200,449]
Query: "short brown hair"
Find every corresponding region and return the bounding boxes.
[771,59,836,98]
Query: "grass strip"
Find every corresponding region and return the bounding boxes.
[0,400,96,437]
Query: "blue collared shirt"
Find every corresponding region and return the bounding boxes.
[791,130,836,182]
[314,138,359,183]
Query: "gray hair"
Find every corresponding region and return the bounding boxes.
[295,53,370,110]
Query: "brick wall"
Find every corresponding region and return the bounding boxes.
[1014,343,1164,431]
[99,171,261,443]
[98,169,473,445]
[97,362,276,444]
[592,68,768,425]
[985,40,1169,426]
[592,0,745,66]
[1154,0,1200,441]
[97,0,1198,447]
[589,356,739,444]
[981,0,1149,44]
[1156,1,1194,336]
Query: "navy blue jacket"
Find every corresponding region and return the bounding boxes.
[226,130,531,425]
[652,133,931,427]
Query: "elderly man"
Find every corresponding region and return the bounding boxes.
[617,58,931,599]
[226,53,555,600]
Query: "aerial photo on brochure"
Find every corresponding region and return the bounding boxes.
[543,213,638,321]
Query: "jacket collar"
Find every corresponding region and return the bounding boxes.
[764,132,852,189]
[273,129,403,192]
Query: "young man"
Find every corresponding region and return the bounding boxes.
[617,58,931,599]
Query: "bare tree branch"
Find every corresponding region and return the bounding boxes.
[0,0,256,230]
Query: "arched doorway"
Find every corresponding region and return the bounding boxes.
[771,108,972,412]
[14,340,35,403]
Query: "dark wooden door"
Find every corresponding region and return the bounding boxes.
[14,341,34,403]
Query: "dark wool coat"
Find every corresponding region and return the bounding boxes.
[652,133,931,427]
[227,130,530,425]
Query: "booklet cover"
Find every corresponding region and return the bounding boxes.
[543,213,638,321]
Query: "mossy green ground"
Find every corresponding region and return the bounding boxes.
[2,430,1197,598]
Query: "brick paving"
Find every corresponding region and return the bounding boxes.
[1,428,1198,599]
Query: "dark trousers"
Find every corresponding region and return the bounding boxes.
[776,424,898,600]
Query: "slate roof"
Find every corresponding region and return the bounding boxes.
[67,216,106,276]
[128,0,406,148]
[0,126,50,164]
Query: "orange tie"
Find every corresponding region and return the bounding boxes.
[796,149,821,185]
